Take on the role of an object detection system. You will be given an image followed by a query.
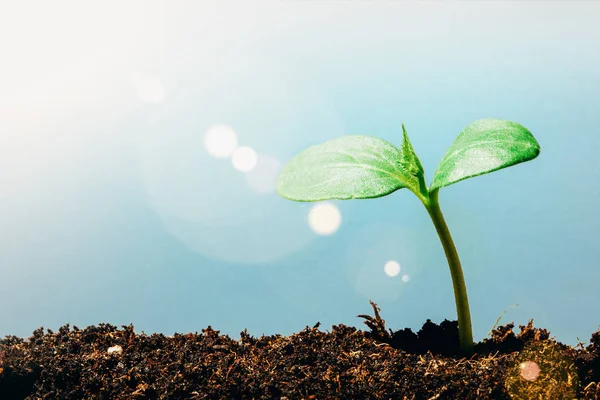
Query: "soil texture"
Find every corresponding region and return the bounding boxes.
[1,302,599,399]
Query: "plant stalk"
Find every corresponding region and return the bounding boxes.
[424,189,474,354]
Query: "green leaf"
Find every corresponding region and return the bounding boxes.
[430,118,540,191]
[399,124,427,198]
[276,135,422,202]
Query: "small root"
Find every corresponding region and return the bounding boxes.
[357,300,392,342]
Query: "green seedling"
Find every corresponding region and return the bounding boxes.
[276,118,540,354]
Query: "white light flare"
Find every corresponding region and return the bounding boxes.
[231,146,258,172]
[308,203,341,235]
[401,274,410,283]
[384,260,401,277]
[204,124,239,158]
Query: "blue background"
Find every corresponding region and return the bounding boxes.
[1,1,599,347]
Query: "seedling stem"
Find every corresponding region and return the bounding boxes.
[425,189,473,354]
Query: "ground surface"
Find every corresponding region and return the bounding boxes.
[1,302,599,399]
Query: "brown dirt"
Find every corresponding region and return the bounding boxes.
[1,301,599,399]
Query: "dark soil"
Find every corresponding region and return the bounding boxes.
[1,301,599,399]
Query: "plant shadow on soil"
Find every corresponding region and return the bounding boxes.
[1,301,599,399]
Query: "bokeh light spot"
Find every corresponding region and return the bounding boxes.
[342,224,419,301]
[136,53,344,264]
[308,203,341,235]
[506,340,578,398]
[231,146,258,172]
[401,274,410,283]
[520,361,541,381]
[204,124,238,158]
[132,72,165,103]
[384,260,401,277]
[245,155,282,194]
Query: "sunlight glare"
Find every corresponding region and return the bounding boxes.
[204,124,239,158]
[132,72,165,103]
[308,203,341,235]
